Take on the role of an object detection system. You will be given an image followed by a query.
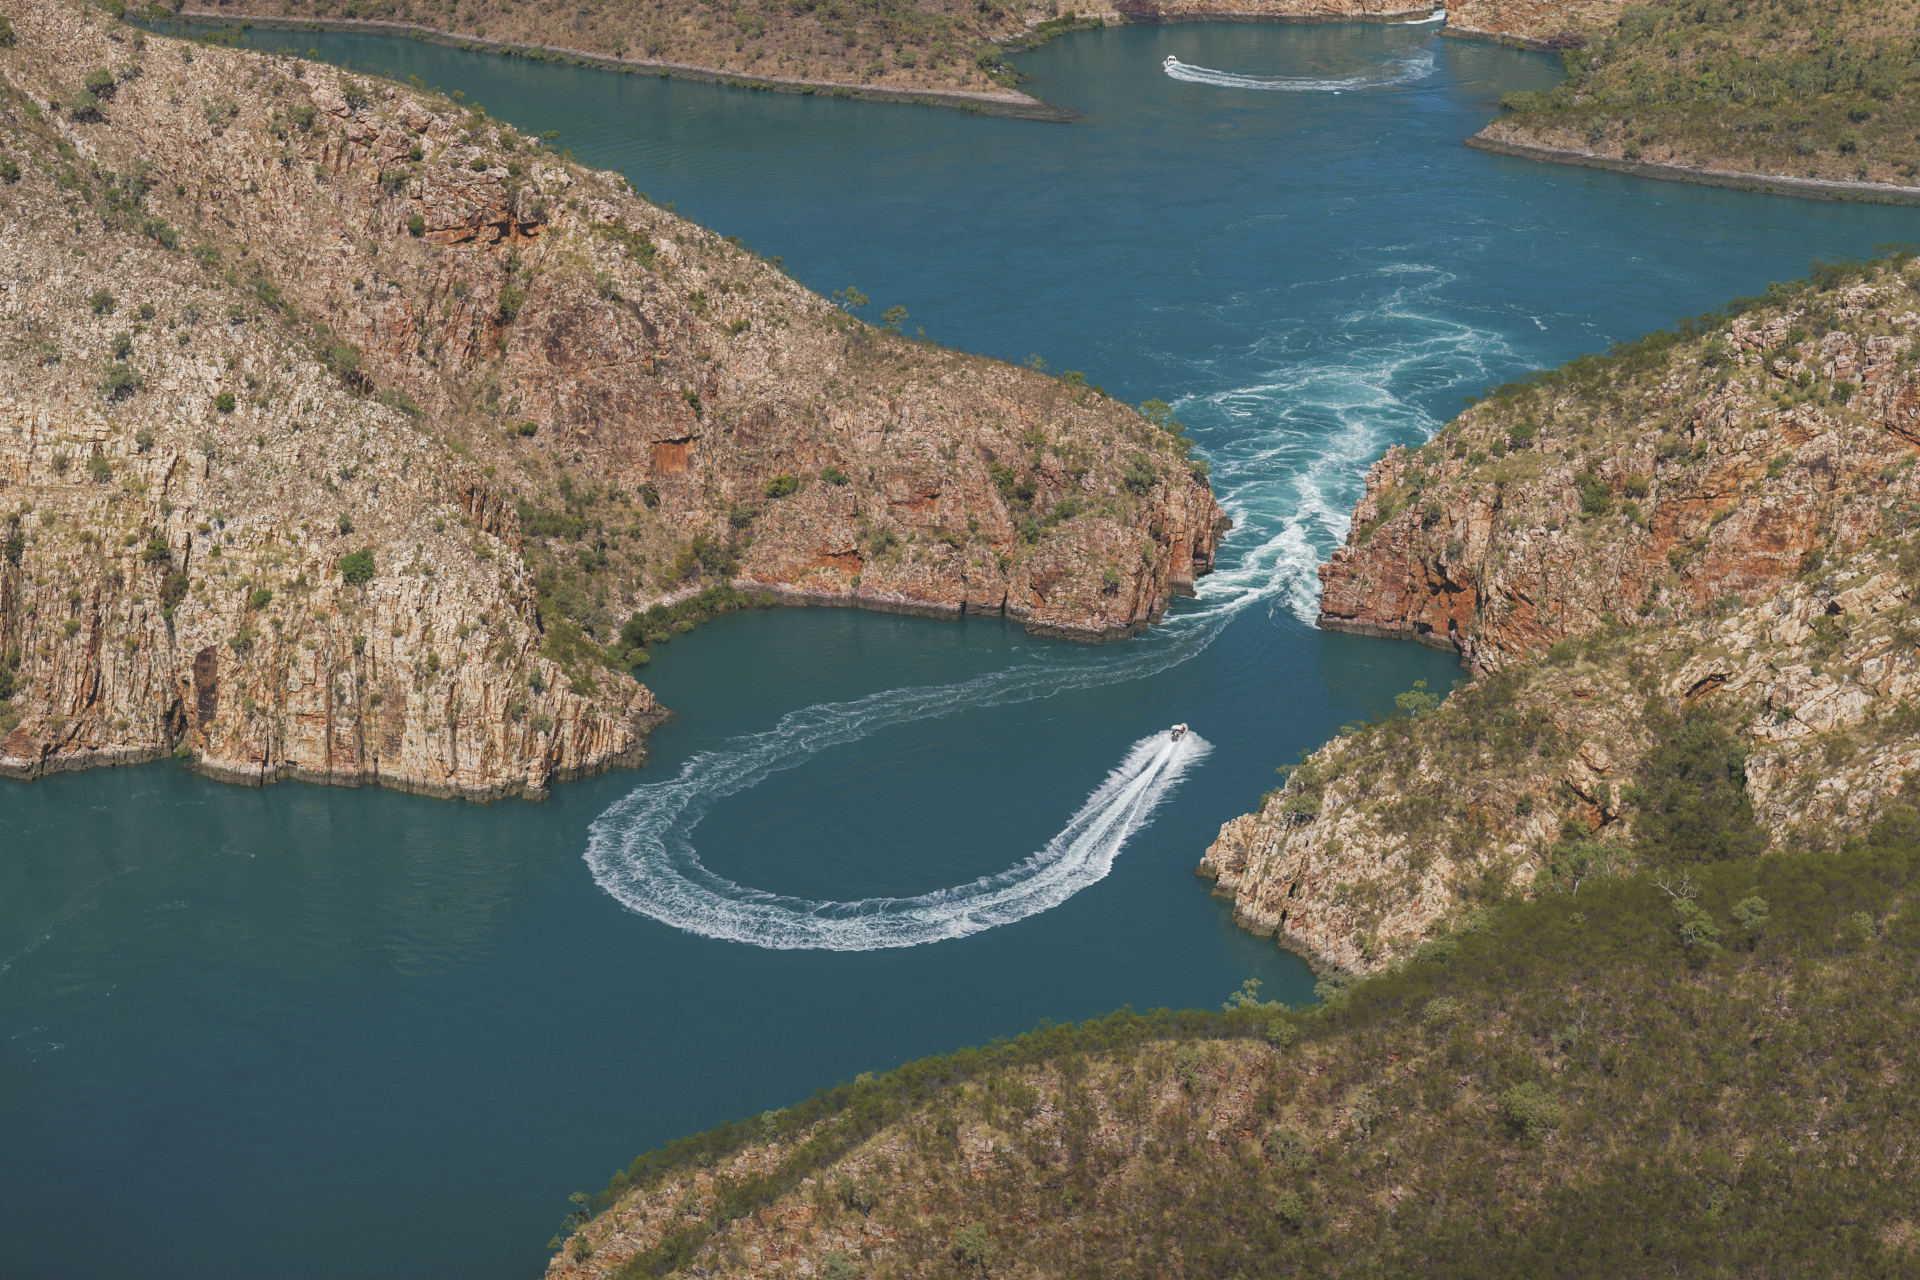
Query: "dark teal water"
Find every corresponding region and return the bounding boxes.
[7,19,1916,1280]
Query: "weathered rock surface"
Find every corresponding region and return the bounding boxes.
[0,0,1222,797]
[1443,0,1623,47]
[1318,279,1920,669]
[1202,260,1920,973]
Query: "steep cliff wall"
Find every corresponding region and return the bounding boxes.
[1201,256,1920,972]
[0,0,1223,796]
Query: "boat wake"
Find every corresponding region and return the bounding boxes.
[1162,48,1434,92]
[587,728,1211,950]
[1401,8,1447,22]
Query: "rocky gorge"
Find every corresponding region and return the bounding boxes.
[1201,254,1920,973]
[0,0,1223,798]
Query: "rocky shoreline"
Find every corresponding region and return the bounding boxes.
[1203,257,1920,974]
[169,10,1078,122]
[0,0,1222,801]
[1467,134,1920,207]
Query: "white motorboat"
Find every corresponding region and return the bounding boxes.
[1164,55,1180,70]
[1170,723,1189,741]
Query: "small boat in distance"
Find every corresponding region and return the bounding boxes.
[1164,55,1180,70]
[1170,723,1189,741]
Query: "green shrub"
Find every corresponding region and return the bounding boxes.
[0,158,18,185]
[213,392,236,413]
[249,588,273,610]
[339,549,376,585]
[407,214,425,236]
[949,1223,997,1271]
[88,289,116,315]
[87,454,112,483]
[762,474,798,499]
[820,465,850,486]
[1500,1081,1562,1141]
[101,362,140,400]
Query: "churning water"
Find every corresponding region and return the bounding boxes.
[5,18,1918,1280]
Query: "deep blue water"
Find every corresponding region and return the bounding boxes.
[6,19,1916,1280]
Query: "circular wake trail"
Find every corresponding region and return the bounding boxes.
[588,729,1211,950]
[1162,48,1434,92]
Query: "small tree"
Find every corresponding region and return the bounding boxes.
[339,549,376,585]
[213,391,236,413]
[102,362,141,400]
[88,289,116,315]
[949,1223,997,1272]
[84,69,116,101]
[763,474,798,499]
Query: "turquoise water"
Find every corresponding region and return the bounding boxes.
[8,19,1917,1279]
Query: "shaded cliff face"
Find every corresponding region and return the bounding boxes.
[1202,258,1920,973]
[0,0,1222,795]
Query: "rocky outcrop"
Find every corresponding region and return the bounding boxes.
[1202,258,1920,973]
[0,0,1222,797]
[1442,0,1622,47]
[1318,276,1920,669]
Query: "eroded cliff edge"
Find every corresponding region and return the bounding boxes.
[0,0,1224,797]
[1202,255,1920,972]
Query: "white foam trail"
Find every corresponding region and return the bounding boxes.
[587,731,1210,950]
[1401,9,1446,23]
[1170,265,1520,622]
[1163,48,1434,92]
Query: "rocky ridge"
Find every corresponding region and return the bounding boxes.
[0,0,1223,796]
[1201,257,1920,973]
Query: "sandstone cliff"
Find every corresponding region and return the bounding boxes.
[1201,256,1920,972]
[0,0,1223,796]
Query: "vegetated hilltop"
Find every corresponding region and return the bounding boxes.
[0,0,1223,794]
[1475,0,1920,194]
[544,836,1920,1278]
[172,0,1438,107]
[1200,253,1920,972]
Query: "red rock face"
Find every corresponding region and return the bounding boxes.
[1319,294,1920,670]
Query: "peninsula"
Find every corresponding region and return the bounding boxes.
[0,0,1224,797]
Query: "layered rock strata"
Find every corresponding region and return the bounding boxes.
[1202,259,1920,972]
[0,0,1222,795]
